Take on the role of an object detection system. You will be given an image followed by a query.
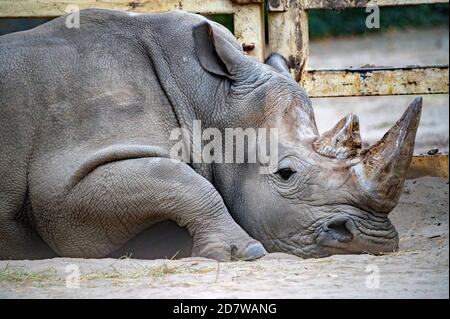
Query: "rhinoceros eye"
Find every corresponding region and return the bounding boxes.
[276,168,296,181]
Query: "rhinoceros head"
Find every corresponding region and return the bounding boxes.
[261,85,421,257]
[194,22,422,258]
[243,79,421,257]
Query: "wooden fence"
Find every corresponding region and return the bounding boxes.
[0,0,448,177]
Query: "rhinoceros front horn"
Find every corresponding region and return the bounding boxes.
[354,97,423,213]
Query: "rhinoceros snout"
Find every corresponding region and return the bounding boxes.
[317,213,399,256]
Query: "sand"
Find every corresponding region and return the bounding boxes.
[0,177,447,299]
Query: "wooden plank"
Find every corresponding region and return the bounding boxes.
[302,66,449,97]
[300,0,449,10]
[0,0,237,17]
[232,0,263,3]
[408,155,449,179]
[0,0,266,61]
[234,3,266,61]
[267,0,309,82]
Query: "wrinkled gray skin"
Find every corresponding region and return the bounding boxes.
[0,9,421,260]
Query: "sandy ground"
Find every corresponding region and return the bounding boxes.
[0,177,448,299]
[309,27,449,154]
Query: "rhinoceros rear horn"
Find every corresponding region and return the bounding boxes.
[313,113,362,159]
[356,97,422,213]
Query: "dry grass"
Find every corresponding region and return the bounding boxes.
[0,261,216,287]
[0,264,57,286]
[81,262,216,282]
[377,249,420,257]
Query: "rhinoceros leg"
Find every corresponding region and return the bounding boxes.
[0,212,56,260]
[0,161,56,259]
[37,157,266,261]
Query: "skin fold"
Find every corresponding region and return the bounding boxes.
[0,9,421,260]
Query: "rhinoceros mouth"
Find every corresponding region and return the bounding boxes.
[260,206,399,258]
[317,213,399,255]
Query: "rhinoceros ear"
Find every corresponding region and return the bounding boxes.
[265,53,291,78]
[193,21,244,78]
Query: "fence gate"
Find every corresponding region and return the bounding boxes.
[0,0,448,177]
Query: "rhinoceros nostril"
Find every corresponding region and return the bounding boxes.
[326,218,354,243]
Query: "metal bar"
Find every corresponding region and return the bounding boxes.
[302,66,449,97]
[300,0,449,10]
[0,0,238,18]
[267,0,309,82]
[408,155,449,179]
